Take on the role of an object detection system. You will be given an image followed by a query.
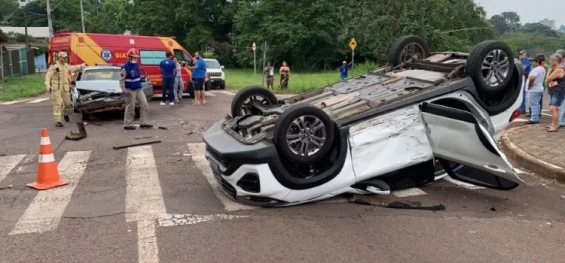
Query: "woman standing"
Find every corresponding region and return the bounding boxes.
[279,61,290,89]
[172,57,184,103]
[545,53,565,132]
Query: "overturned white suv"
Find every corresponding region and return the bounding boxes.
[203,35,525,207]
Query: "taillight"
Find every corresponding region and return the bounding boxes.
[509,108,521,122]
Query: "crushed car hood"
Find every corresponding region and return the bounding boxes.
[75,80,122,94]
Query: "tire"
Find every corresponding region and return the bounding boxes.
[220,82,225,89]
[231,85,278,117]
[388,35,430,66]
[466,40,515,95]
[273,104,335,165]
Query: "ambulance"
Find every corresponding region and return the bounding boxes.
[47,30,196,97]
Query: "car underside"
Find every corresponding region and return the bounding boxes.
[202,35,525,207]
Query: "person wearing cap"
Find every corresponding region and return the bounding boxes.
[120,48,152,130]
[519,50,531,114]
[525,55,546,124]
[44,51,85,127]
[340,60,352,81]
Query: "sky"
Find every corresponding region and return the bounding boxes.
[474,0,565,29]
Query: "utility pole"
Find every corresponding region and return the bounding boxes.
[24,8,29,48]
[80,0,85,32]
[46,0,53,38]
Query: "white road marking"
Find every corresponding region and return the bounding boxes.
[125,145,166,222]
[541,113,552,117]
[512,118,528,122]
[1,100,25,105]
[10,151,91,235]
[443,176,485,190]
[0,154,26,183]
[187,143,255,211]
[392,188,427,197]
[158,213,249,227]
[27,98,50,104]
[137,219,159,263]
[515,168,529,174]
[542,109,550,112]
[125,146,166,263]
[205,92,216,97]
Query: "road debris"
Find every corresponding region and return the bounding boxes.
[65,122,87,141]
[0,185,13,190]
[87,121,103,126]
[490,206,496,211]
[158,126,168,130]
[349,196,445,211]
[113,140,162,150]
[135,136,153,140]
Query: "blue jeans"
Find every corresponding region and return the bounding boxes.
[161,75,175,103]
[560,96,565,126]
[520,88,527,113]
[528,91,543,122]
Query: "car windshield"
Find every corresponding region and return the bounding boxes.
[205,60,221,68]
[81,68,122,81]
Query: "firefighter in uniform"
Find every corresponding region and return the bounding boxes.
[120,48,152,130]
[44,51,85,127]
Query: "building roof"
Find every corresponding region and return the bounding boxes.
[0,27,49,38]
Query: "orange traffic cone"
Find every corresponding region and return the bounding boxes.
[27,128,69,190]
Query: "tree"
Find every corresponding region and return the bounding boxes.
[559,25,565,32]
[0,0,18,23]
[6,1,48,28]
[489,15,507,35]
[519,23,557,37]
[501,12,521,33]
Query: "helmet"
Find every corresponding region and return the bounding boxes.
[127,48,140,58]
[58,51,68,58]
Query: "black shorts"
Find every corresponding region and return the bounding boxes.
[193,78,205,91]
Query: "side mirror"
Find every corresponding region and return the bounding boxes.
[220,65,225,69]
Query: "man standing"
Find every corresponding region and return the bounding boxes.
[159,52,177,106]
[265,62,274,90]
[120,48,152,130]
[519,50,531,114]
[525,55,546,124]
[339,60,352,80]
[44,51,85,127]
[189,52,206,105]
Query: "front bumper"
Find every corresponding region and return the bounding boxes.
[77,95,126,114]
[203,118,290,207]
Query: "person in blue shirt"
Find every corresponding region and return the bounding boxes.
[520,50,531,114]
[120,48,152,130]
[189,52,207,105]
[340,60,352,80]
[159,52,177,105]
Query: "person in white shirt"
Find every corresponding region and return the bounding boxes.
[526,54,547,124]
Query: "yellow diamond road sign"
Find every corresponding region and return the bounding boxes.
[349,38,357,50]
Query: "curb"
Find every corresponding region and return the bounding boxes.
[500,126,565,183]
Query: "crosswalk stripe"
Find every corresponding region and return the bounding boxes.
[27,98,50,104]
[137,219,159,263]
[443,176,485,190]
[10,151,91,235]
[125,145,166,222]
[187,143,256,211]
[0,154,26,183]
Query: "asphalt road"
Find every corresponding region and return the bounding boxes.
[0,90,564,263]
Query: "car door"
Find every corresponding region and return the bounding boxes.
[140,69,154,99]
[419,102,523,190]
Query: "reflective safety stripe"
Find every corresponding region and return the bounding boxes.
[124,78,141,82]
[38,153,55,163]
[40,137,51,145]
